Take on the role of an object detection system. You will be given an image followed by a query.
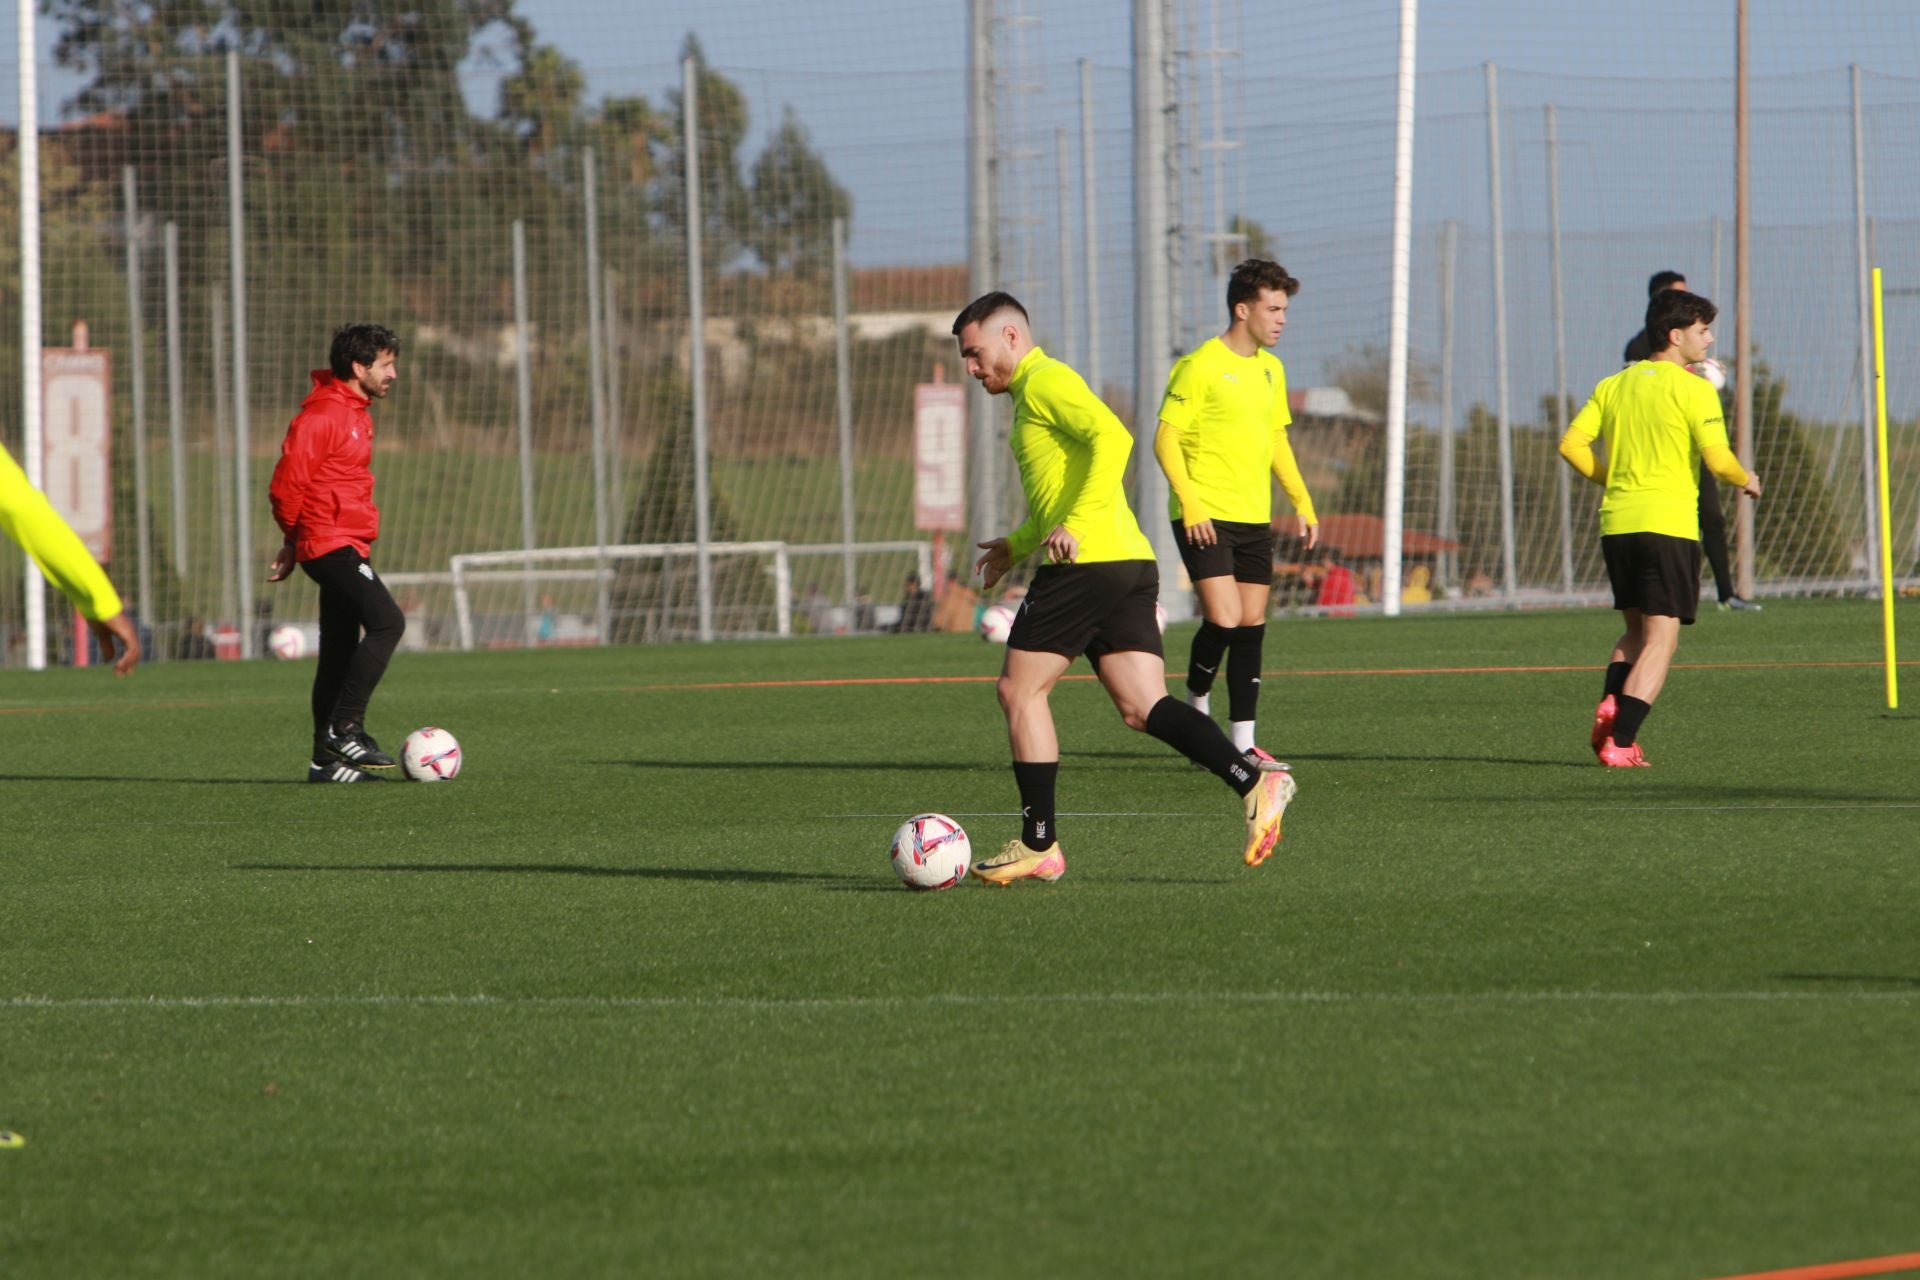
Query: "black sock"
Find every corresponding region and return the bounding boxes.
[1144,696,1257,797]
[1187,620,1231,696]
[1227,623,1266,723]
[1604,662,1633,698]
[1012,760,1059,850]
[1613,695,1651,747]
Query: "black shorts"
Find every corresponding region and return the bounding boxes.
[1007,560,1164,663]
[1601,531,1702,624]
[1172,519,1275,586]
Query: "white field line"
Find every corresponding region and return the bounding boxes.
[5,989,1916,1013]
[1585,803,1920,812]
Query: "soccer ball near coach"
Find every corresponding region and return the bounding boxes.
[401,727,462,782]
[889,813,971,891]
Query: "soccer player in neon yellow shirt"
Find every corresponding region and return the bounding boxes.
[1560,288,1760,766]
[1155,259,1319,766]
[0,443,140,673]
[953,292,1294,884]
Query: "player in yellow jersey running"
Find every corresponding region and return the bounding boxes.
[952,292,1294,883]
[1155,259,1319,767]
[1559,288,1760,766]
[0,443,140,673]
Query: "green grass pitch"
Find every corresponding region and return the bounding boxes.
[3,599,1917,1278]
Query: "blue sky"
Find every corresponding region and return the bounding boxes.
[7,2,1919,415]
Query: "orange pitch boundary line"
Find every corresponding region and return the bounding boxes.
[623,658,1920,695]
[1705,1250,1920,1280]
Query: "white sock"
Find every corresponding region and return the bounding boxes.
[1187,690,1211,716]
[1230,720,1255,752]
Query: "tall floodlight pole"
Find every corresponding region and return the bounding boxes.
[164,222,188,579]
[832,217,859,610]
[1079,59,1102,394]
[1135,0,1183,619]
[1054,128,1076,367]
[683,53,716,643]
[1485,62,1518,600]
[1438,220,1458,591]
[123,168,154,632]
[512,220,538,638]
[583,148,611,643]
[1381,0,1419,616]
[1851,65,1880,585]
[1734,0,1755,600]
[1545,106,1575,596]
[211,289,235,627]
[227,49,255,659]
[967,0,1001,557]
[19,0,47,668]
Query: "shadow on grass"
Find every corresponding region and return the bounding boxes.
[1291,751,1592,769]
[1773,972,1920,989]
[604,757,1146,774]
[234,862,868,885]
[0,773,308,786]
[1458,783,1919,805]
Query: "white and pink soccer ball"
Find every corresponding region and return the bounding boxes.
[401,726,462,782]
[889,812,972,891]
[978,603,1017,644]
[1688,358,1727,391]
[268,624,307,660]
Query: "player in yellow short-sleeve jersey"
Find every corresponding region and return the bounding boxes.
[1154,258,1318,769]
[0,442,140,673]
[952,291,1295,885]
[1559,287,1760,766]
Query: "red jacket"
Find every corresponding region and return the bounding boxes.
[269,371,380,562]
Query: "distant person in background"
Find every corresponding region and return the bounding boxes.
[890,573,934,633]
[1567,288,1761,766]
[0,443,140,674]
[1624,270,1758,612]
[175,617,216,662]
[269,323,406,783]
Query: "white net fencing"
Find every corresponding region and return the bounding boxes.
[3,1,1917,662]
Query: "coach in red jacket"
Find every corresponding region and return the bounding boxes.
[268,323,406,783]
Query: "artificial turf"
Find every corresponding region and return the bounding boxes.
[3,598,1917,1278]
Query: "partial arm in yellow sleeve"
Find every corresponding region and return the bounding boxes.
[0,445,140,673]
[1047,371,1136,544]
[1153,421,1208,525]
[1558,396,1606,485]
[0,445,124,622]
[1270,429,1317,525]
[1700,444,1749,489]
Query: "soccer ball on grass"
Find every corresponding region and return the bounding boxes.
[401,727,462,782]
[889,813,971,891]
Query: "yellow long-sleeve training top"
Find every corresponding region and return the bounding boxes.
[1003,346,1155,565]
[1559,360,1749,541]
[0,442,124,620]
[1153,336,1316,527]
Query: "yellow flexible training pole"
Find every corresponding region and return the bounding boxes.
[1871,268,1898,709]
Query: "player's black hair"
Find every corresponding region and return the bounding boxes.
[329,323,400,379]
[1644,290,1716,353]
[1646,269,1687,298]
[951,292,1028,337]
[1227,259,1300,315]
